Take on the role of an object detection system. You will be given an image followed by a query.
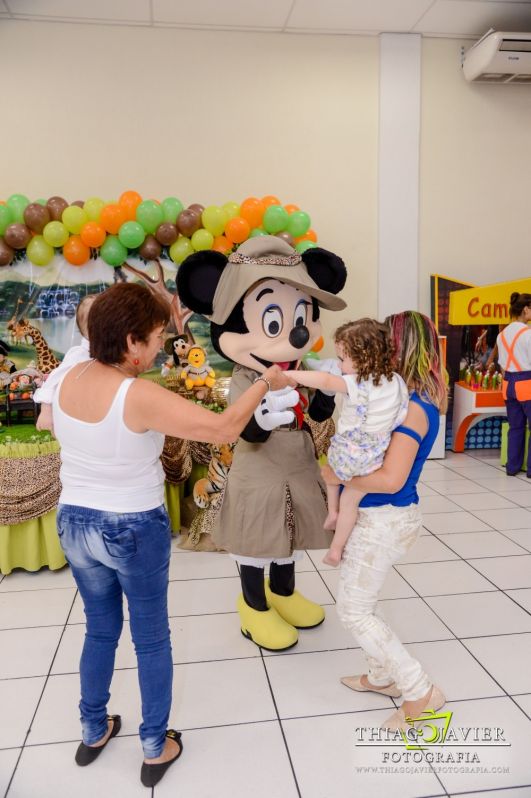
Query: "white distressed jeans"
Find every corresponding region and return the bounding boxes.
[336,503,432,701]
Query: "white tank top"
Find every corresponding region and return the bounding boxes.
[53,375,165,512]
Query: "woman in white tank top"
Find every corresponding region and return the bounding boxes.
[52,283,293,787]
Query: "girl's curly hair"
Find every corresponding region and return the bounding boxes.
[334,318,394,386]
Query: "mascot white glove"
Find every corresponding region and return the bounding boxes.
[254,387,300,431]
[305,357,343,396]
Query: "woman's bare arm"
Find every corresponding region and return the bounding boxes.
[321,401,429,494]
[129,374,287,443]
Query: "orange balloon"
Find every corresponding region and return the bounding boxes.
[212,235,232,254]
[240,197,265,229]
[63,235,90,266]
[80,221,106,248]
[100,204,127,235]
[119,190,142,221]
[311,336,324,353]
[225,216,250,244]
[261,195,281,209]
[295,229,318,244]
[284,204,300,214]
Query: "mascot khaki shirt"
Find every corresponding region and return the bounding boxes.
[212,365,333,559]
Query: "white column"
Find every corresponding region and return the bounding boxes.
[378,33,421,319]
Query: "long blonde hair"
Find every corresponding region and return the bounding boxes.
[385,311,448,414]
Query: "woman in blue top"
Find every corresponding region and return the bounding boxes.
[321,311,448,731]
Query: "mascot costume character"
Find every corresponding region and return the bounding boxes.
[177,236,347,650]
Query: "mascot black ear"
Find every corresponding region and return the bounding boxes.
[176,251,228,315]
[301,247,347,295]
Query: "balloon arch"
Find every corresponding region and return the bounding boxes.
[0,192,318,269]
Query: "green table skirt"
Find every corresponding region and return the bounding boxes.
[0,479,198,575]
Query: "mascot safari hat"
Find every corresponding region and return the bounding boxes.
[179,236,347,325]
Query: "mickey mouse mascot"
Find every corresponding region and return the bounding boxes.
[177,236,346,650]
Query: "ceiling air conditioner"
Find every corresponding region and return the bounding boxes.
[462,30,531,83]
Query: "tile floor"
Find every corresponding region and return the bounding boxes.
[1,450,531,798]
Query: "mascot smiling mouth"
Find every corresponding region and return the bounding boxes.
[251,354,298,370]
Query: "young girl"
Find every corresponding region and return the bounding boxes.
[287,318,408,566]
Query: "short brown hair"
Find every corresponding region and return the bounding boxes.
[88,283,170,364]
[334,318,394,386]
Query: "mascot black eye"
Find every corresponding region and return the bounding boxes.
[294,300,309,328]
[262,305,283,337]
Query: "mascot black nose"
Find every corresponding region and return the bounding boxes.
[289,325,310,349]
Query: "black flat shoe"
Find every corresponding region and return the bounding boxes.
[75,715,121,766]
[140,729,183,787]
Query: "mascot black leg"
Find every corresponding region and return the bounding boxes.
[269,562,295,596]
[240,565,268,611]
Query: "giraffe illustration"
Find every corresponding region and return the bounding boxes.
[9,319,60,374]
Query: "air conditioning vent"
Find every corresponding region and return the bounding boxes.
[463,30,531,83]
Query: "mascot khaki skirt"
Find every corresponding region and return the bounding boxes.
[212,429,333,559]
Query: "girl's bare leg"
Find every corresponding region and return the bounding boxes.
[323,485,365,566]
[324,484,340,530]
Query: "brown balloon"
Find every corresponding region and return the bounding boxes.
[177,209,201,237]
[24,202,50,234]
[188,203,205,216]
[139,235,162,261]
[4,223,31,250]
[0,237,14,266]
[72,200,84,208]
[276,232,295,247]
[46,196,69,221]
[155,222,178,247]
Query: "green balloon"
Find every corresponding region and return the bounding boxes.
[263,205,289,235]
[35,198,47,206]
[250,227,267,237]
[161,197,184,224]
[100,235,127,266]
[169,237,194,265]
[27,235,54,266]
[295,240,317,254]
[118,221,146,249]
[191,228,214,251]
[0,205,13,236]
[287,211,311,238]
[136,200,164,234]
[7,194,30,224]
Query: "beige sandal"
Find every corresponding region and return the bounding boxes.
[340,674,402,698]
[381,685,446,731]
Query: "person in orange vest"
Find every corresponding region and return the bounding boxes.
[497,292,531,476]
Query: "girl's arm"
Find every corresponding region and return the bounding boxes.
[130,367,293,444]
[321,401,429,494]
[285,369,348,394]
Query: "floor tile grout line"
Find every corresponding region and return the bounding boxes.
[5,694,521,753]
[448,782,531,796]
[6,628,531,683]
[394,567,531,726]
[258,654,302,798]
[426,530,531,619]
[3,587,79,798]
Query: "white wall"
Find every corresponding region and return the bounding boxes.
[0,21,379,351]
[1,23,530,341]
[419,37,531,314]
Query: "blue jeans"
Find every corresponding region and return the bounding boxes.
[56,503,173,758]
